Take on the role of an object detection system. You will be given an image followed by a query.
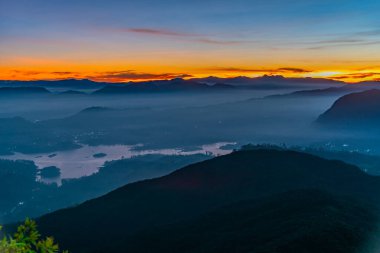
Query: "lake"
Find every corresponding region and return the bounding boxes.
[0,142,236,184]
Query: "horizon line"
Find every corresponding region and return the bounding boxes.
[1,74,378,85]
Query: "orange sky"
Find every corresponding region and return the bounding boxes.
[1,63,380,83]
[2,0,380,83]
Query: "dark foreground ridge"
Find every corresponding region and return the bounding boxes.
[25,149,380,253]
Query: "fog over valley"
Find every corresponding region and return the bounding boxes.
[2,78,380,253]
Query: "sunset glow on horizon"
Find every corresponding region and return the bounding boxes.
[1,0,380,83]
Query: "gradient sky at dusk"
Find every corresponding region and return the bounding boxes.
[1,0,380,82]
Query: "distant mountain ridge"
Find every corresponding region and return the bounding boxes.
[0,79,105,92]
[0,75,351,93]
[0,86,51,95]
[93,78,234,94]
[3,76,379,96]
[316,89,380,128]
[190,75,345,89]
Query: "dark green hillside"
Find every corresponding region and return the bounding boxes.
[123,190,377,253]
[2,154,208,223]
[33,149,380,252]
[0,159,48,219]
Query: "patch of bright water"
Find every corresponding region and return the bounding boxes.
[0,142,236,185]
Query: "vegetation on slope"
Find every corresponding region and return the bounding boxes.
[0,218,67,253]
[34,149,380,252]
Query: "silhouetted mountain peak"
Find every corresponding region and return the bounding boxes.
[260,74,286,80]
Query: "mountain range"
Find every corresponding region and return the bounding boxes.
[190,75,345,89]
[93,78,234,94]
[0,76,351,94]
[0,79,105,91]
[0,87,51,96]
[2,76,380,97]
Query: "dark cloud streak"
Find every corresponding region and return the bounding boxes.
[89,70,193,81]
[124,28,194,37]
[331,72,380,80]
[116,27,255,45]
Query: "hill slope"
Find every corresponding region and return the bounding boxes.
[316,89,380,128]
[32,149,380,252]
[123,190,376,253]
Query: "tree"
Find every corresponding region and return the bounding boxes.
[0,218,68,253]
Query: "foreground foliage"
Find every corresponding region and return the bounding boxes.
[0,218,67,253]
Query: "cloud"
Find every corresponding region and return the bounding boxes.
[307,40,380,50]
[302,29,380,50]
[7,69,192,82]
[203,67,263,73]
[89,70,193,82]
[9,70,82,80]
[194,38,247,45]
[11,70,79,76]
[276,67,310,73]
[331,72,380,80]
[123,28,193,37]
[10,70,44,76]
[354,29,380,37]
[309,39,364,45]
[50,71,79,75]
[113,27,254,45]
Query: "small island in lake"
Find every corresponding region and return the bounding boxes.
[39,166,61,178]
[93,153,107,158]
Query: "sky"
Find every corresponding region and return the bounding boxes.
[1,0,380,82]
